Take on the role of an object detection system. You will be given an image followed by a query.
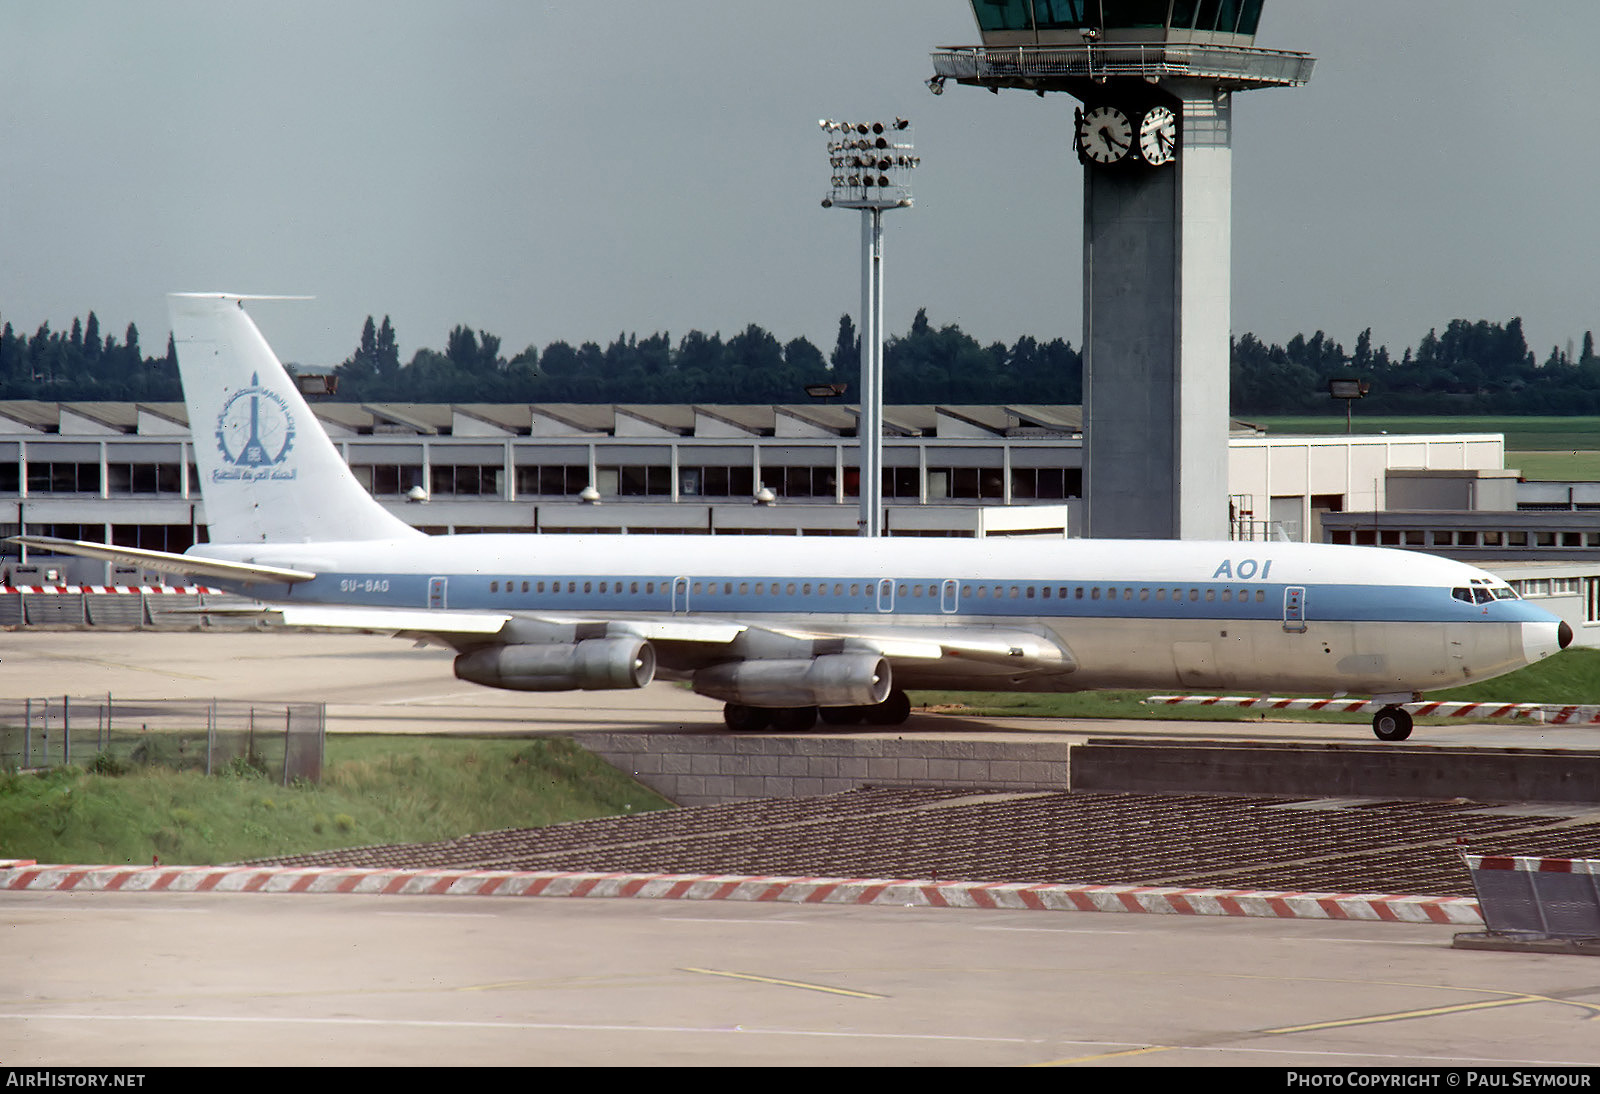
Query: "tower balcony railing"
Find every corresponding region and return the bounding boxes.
[931,42,1314,89]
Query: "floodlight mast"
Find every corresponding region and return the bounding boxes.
[820,119,917,537]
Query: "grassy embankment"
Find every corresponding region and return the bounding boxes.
[1255,415,1600,481]
[0,735,671,868]
[911,646,1600,723]
[5,651,1595,865]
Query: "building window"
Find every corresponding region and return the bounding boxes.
[603,465,671,497]
[105,463,182,495]
[761,466,835,499]
[884,467,921,499]
[351,464,424,496]
[928,467,1004,500]
[514,465,588,497]
[679,466,755,498]
[1010,468,1080,500]
[26,462,100,494]
[430,465,504,497]
[110,524,196,552]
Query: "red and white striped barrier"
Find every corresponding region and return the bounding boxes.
[1145,695,1600,725]
[0,863,1483,924]
[0,585,220,595]
[1466,855,1600,875]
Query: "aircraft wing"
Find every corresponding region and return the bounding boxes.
[6,535,317,585]
[203,601,1069,680]
[273,604,512,635]
[207,603,749,649]
[764,622,1077,675]
[11,526,1072,681]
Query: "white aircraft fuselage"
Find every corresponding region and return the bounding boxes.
[197,524,1564,698]
[14,294,1573,740]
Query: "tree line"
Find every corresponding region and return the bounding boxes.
[331,309,1083,406]
[0,313,178,401]
[4,306,1598,414]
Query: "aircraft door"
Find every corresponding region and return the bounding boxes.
[428,577,447,610]
[939,579,959,614]
[876,578,895,613]
[1282,586,1307,633]
[671,576,690,614]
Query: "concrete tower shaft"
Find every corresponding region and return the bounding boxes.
[930,2,1312,540]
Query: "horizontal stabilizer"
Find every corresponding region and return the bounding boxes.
[7,536,317,585]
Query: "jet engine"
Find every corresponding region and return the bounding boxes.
[454,637,655,692]
[691,653,890,708]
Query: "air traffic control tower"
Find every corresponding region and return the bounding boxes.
[930,2,1313,539]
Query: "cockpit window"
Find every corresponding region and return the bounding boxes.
[1459,577,1519,603]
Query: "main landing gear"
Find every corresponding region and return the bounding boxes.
[1371,705,1414,742]
[722,689,912,732]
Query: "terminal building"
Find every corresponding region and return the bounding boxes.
[3,398,1596,644]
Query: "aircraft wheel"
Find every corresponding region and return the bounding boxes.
[723,704,772,732]
[864,689,912,726]
[819,706,866,726]
[770,706,818,732]
[1372,705,1413,742]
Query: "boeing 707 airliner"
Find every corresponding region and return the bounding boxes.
[13,294,1573,741]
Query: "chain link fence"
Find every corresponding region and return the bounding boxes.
[0,697,325,784]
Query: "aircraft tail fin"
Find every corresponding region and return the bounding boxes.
[169,293,423,544]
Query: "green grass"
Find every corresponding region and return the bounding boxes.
[0,735,671,867]
[1253,415,1600,480]
[1504,452,1600,482]
[1255,415,1600,452]
[11,650,1597,864]
[911,647,1600,723]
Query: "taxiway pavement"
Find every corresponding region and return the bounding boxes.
[5,628,1599,750]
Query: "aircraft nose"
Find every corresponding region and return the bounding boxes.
[1522,618,1570,664]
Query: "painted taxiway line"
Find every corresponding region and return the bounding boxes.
[0,863,1483,925]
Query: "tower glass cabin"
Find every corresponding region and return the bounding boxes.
[930,2,1310,541]
[969,1,1264,43]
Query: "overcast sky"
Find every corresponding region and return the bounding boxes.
[2,1,1596,372]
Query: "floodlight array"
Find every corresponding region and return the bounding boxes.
[820,118,917,209]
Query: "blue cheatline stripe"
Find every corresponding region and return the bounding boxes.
[250,572,1550,627]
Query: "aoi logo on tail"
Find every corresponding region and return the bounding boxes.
[214,371,297,481]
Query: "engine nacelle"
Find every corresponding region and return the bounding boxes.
[454,638,655,692]
[691,653,890,708]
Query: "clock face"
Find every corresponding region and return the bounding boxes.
[1076,105,1132,165]
[1139,105,1178,166]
